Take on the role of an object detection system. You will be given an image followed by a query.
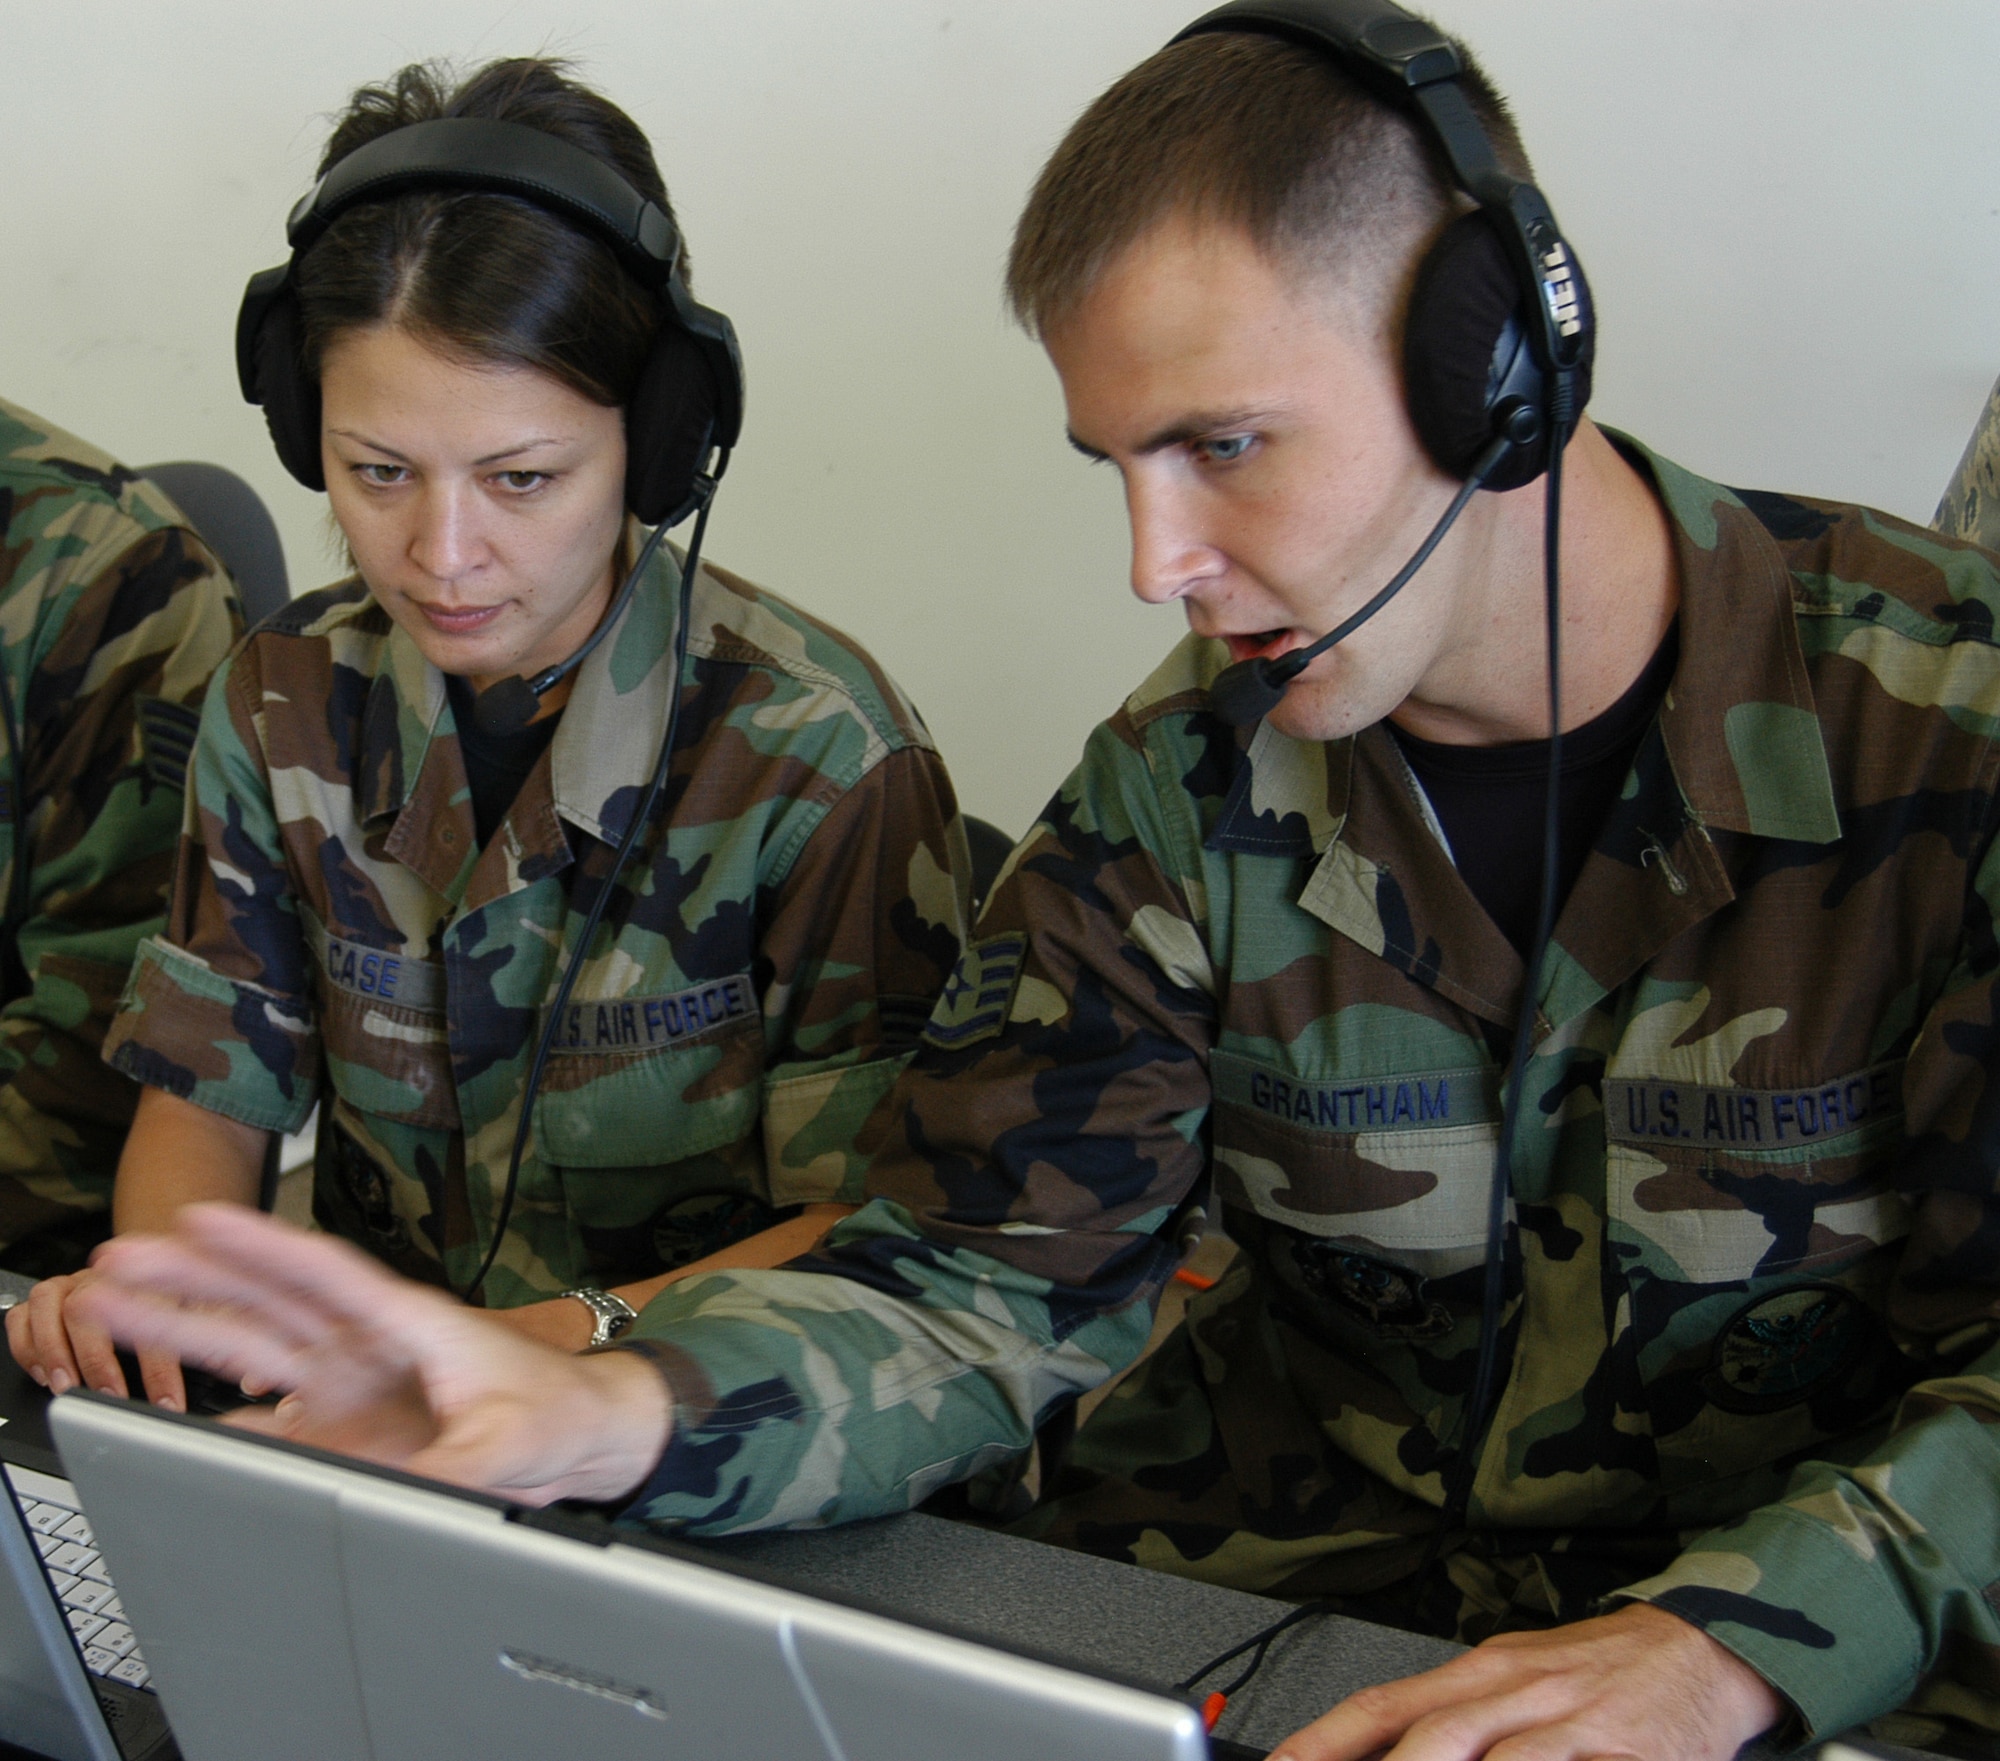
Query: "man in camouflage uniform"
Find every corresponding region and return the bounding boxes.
[102,538,968,1307]
[0,396,240,1275]
[598,28,2000,1761]
[608,459,2000,1753]
[1938,374,2000,553]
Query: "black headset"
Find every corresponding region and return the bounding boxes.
[1174,0,1586,1538]
[236,115,744,1299]
[1181,0,1595,727]
[236,116,743,531]
[1177,0,1592,488]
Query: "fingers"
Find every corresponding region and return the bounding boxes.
[90,1225,379,1369]
[1278,1681,1583,1761]
[9,1274,127,1398]
[220,1401,300,1438]
[70,1279,307,1396]
[175,1205,447,1339]
[135,1346,187,1413]
[6,1295,48,1383]
[1275,1665,1520,1761]
[1270,1607,1783,1761]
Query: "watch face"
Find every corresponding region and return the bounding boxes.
[569,1288,637,1346]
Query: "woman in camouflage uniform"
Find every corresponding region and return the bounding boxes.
[11,58,969,1408]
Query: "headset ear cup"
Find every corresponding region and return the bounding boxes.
[253,293,327,492]
[624,322,720,527]
[1404,212,1550,493]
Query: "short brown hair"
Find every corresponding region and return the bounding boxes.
[1006,29,1530,339]
[297,58,682,408]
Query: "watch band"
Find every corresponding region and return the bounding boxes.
[562,1286,639,1349]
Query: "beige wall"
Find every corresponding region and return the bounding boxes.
[6,0,1997,833]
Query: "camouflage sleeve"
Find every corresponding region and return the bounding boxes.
[0,515,240,1259]
[614,708,1217,1533]
[102,645,319,1134]
[755,742,972,1207]
[1617,804,2000,1740]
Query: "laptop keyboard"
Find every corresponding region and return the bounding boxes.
[5,1461,152,1692]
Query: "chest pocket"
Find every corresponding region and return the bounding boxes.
[534,976,764,1171]
[1602,1064,1910,1287]
[305,911,460,1133]
[1209,1048,1503,1280]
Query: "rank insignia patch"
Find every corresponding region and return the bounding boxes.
[921,934,1027,1050]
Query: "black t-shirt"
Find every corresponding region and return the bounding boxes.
[444,674,562,848]
[1387,624,1680,956]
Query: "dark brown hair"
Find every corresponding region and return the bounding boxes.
[1006,30,1530,339]
[296,58,681,405]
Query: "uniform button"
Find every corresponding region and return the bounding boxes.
[440,826,457,846]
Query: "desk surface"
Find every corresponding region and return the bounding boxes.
[708,1511,1458,1754]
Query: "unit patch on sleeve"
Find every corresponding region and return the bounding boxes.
[921,935,1027,1050]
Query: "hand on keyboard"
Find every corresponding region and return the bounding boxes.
[6,1267,187,1411]
[75,1205,674,1506]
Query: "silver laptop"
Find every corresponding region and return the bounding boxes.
[51,1391,1211,1761]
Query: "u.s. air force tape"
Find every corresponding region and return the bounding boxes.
[303,913,444,1013]
[547,974,759,1055]
[1603,1061,1903,1149]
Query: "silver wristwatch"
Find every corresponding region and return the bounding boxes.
[563,1286,638,1348]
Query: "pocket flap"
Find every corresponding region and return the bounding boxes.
[536,1021,763,1169]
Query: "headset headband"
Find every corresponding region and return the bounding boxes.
[284,117,683,285]
[1173,0,1590,384]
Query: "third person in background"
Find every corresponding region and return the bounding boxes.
[0,398,239,1277]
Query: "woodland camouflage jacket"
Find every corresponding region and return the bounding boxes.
[617,443,2000,1742]
[0,397,239,1267]
[105,543,969,1303]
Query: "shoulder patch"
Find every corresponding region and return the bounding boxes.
[921,934,1027,1050]
[135,696,201,789]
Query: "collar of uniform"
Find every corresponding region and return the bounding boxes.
[1620,434,1841,844]
[1191,655,1523,1026]
[1204,435,1842,1027]
[352,606,448,831]
[368,618,478,899]
[551,519,684,847]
